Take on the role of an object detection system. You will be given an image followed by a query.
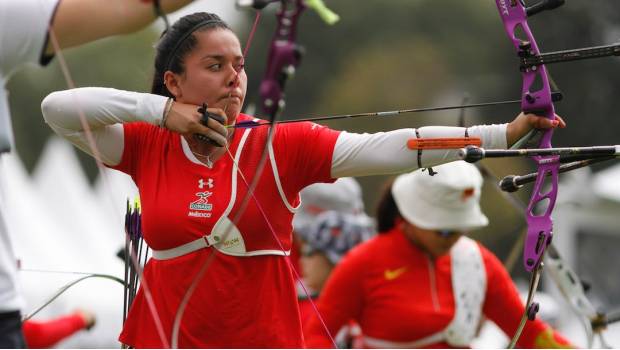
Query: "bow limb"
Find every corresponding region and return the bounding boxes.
[21,273,124,322]
[545,245,599,347]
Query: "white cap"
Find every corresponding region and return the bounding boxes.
[293,177,365,232]
[391,161,488,231]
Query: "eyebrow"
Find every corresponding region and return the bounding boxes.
[200,54,244,61]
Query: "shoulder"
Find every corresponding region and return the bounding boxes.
[123,122,176,147]
[280,120,338,136]
[125,121,164,135]
[237,114,340,148]
[343,232,392,264]
[261,116,341,141]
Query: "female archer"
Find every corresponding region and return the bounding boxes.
[41,11,565,348]
[304,162,574,348]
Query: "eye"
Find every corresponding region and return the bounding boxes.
[234,63,245,73]
[207,63,221,71]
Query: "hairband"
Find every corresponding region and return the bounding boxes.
[165,19,223,71]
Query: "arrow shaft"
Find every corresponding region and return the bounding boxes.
[232,99,523,128]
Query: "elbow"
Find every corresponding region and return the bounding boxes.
[41,90,78,130]
[41,91,64,126]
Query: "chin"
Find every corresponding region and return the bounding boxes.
[227,108,240,121]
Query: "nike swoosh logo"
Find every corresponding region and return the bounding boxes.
[384,266,408,281]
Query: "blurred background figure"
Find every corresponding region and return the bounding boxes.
[291,178,368,273]
[304,162,573,348]
[293,178,375,348]
[23,308,96,348]
[0,1,194,347]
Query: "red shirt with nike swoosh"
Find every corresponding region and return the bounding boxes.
[303,227,572,348]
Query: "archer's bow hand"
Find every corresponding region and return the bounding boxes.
[164,101,228,147]
[506,112,566,147]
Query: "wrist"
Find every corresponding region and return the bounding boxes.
[161,98,174,128]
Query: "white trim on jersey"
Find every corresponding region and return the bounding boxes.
[268,131,300,214]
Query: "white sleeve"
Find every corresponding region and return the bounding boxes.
[0,0,60,77]
[41,87,169,166]
[331,124,507,178]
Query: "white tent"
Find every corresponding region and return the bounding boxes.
[4,137,137,348]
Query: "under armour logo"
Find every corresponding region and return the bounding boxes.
[199,178,214,189]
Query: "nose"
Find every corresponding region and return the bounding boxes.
[226,65,241,89]
[227,75,240,89]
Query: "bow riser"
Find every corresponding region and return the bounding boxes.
[495,0,559,272]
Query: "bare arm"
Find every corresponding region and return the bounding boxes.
[46,0,194,55]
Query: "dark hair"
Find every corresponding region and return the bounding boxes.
[151,12,231,97]
[375,178,402,233]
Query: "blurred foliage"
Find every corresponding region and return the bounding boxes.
[6,0,620,276]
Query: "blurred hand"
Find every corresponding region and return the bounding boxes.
[75,308,97,330]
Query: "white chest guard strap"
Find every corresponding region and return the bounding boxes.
[443,236,487,346]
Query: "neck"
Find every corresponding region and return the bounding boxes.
[400,223,442,259]
[184,135,229,166]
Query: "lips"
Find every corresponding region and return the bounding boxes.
[220,92,242,101]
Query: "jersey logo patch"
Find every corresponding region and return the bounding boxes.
[384,266,408,281]
[189,191,213,211]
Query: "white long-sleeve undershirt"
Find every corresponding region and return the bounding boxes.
[331,124,506,178]
[41,87,507,176]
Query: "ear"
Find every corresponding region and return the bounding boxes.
[163,71,183,99]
